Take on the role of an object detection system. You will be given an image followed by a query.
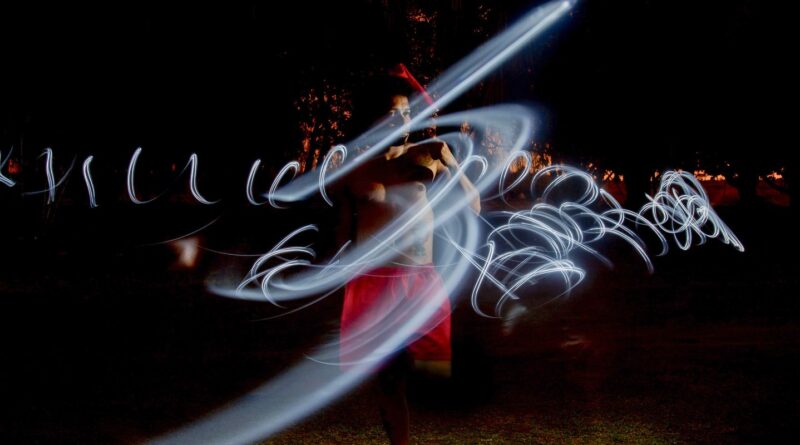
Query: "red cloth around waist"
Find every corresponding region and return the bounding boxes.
[340,264,451,364]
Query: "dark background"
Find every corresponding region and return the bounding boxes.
[1,1,797,443]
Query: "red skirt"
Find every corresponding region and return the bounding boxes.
[340,264,452,365]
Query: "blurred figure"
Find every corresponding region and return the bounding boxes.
[336,66,480,445]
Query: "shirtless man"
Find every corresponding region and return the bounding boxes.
[337,74,480,445]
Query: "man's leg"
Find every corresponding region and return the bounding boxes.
[376,352,412,445]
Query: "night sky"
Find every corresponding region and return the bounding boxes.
[2,1,790,169]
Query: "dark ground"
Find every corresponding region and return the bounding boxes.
[1,202,798,444]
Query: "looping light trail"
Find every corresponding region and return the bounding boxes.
[641,170,744,252]
[127,147,218,205]
[469,165,743,318]
[82,155,98,208]
[20,148,76,204]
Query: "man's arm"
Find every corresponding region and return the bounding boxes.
[432,142,481,215]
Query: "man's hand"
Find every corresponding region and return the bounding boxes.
[425,140,482,215]
[435,142,458,168]
[385,144,408,160]
[415,141,457,168]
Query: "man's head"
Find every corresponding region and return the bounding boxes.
[350,74,416,141]
[387,94,412,143]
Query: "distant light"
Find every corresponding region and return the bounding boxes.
[767,171,784,181]
[170,237,201,269]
